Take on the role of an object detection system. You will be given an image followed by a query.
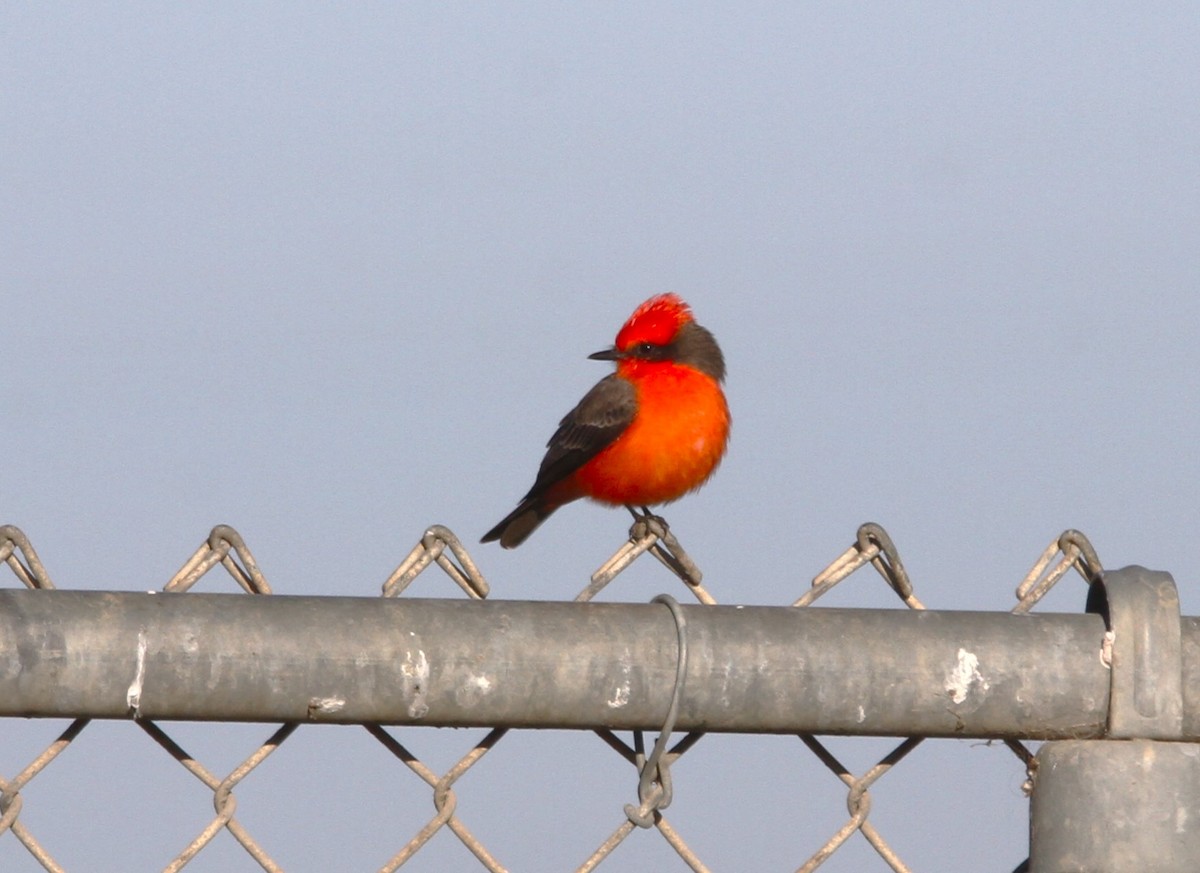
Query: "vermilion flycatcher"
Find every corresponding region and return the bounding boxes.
[482,293,730,548]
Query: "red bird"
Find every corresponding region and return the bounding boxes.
[482,293,730,548]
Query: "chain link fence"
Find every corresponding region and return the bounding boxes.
[0,520,1140,871]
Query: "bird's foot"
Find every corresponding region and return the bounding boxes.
[626,505,670,537]
[623,506,703,589]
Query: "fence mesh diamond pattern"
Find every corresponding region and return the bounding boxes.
[0,520,1102,871]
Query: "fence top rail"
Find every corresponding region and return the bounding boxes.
[5,588,1192,740]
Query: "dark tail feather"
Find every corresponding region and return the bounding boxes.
[481,498,558,548]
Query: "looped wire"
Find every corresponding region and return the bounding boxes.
[634,514,704,588]
[625,594,688,828]
[1059,529,1102,583]
[798,522,922,609]
[165,525,271,593]
[1013,528,1103,614]
[0,787,23,836]
[0,718,88,872]
[0,525,55,589]
[580,511,715,604]
[796,735,922,873]
[365,725,509,873]
[383,525,489,599]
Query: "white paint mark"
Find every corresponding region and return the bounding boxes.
[856,705,866,724]
[607,657,633,708]
[401,649,430,718]
[716,660,734,708]
[607,682,631,708]
[455,674,493,707]
[1100,630,1115,668]
[946,648,989,705]
[126,630,148,715]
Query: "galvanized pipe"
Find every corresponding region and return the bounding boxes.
[1030,739,1200,872]
[1,589,1190,738]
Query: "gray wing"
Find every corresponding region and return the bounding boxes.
[524,373,637,499]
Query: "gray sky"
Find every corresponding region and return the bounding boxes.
[3,4,1199,871]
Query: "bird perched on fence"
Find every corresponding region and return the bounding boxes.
[482,293,730,548]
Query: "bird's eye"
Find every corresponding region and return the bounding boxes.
[637,342,657,356]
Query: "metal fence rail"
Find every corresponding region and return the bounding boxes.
[0,521,1196,872]
[2,591,1188,738]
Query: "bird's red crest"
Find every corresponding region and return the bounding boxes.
[615,293,693,351]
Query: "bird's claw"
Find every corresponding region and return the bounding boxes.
[626,505,670,539]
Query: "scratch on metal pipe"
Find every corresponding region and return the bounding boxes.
[126,629,148,715]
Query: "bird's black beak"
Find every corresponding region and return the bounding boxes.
[588,347,621,361]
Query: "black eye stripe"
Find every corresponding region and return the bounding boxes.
[631,341,672,361]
